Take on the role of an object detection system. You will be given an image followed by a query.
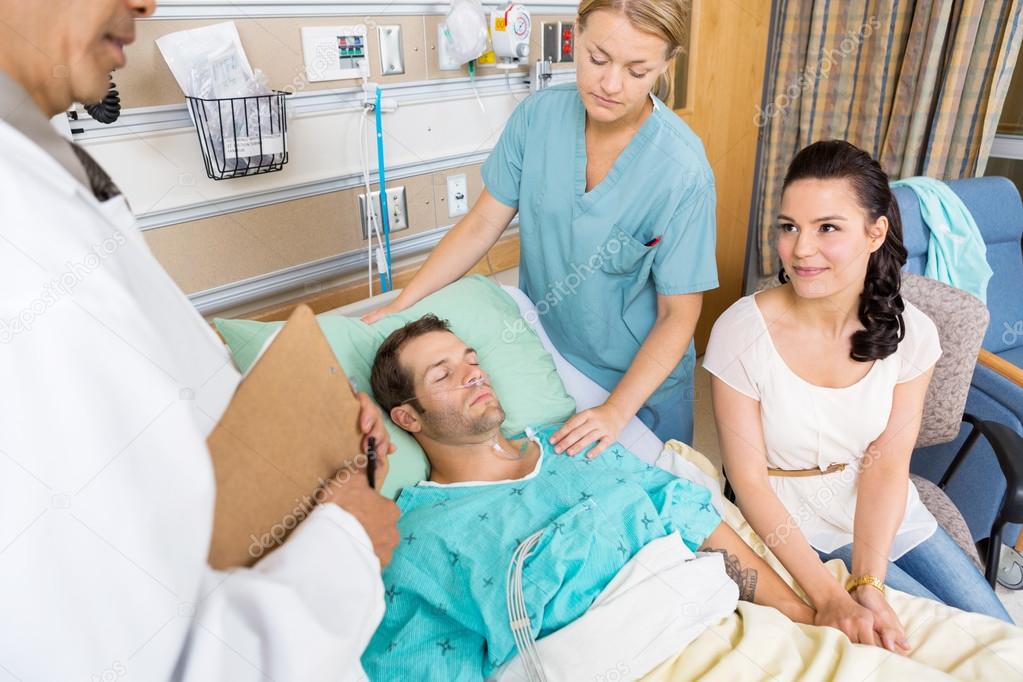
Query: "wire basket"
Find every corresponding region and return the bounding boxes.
[186,91,289,180]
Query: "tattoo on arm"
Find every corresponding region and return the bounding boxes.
[705,548,758,601]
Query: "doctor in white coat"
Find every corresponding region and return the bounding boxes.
[0,1,400,680]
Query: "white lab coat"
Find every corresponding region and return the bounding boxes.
[0,120,383,682]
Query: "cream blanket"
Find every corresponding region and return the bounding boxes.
[644,441,1023,682]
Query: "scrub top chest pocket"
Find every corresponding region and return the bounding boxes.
[600,227,658,277]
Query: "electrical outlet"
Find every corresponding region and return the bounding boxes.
[446,174,468,218]
[559,22,574,63]
[359,186,409,240]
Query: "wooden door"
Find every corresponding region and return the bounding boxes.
[673,0,772,351]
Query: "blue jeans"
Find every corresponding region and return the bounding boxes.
[816,526,1013,623]
[637,386,694,445]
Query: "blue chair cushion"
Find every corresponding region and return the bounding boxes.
[896,177,1023,353]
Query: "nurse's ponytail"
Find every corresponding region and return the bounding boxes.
[779,140,908,363]
[576,0,689,103]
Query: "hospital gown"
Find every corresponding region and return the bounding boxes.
[361,425,721,680]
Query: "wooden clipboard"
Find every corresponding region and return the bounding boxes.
[206,304,363,569]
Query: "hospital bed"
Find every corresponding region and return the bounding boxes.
[296,282,1023,681]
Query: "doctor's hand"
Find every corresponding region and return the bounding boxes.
[550,402,630,458]
[851,585,911,654]
[321,467,401,569]
[356,391,397,466]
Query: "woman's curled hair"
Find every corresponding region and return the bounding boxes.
[780,140,907,362]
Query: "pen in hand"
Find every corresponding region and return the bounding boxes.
[366,436,377,490]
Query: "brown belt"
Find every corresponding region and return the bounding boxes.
[767,463,848,478]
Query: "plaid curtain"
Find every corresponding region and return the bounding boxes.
[752,0,1023,278]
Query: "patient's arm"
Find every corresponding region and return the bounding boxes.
[699,522,815,624]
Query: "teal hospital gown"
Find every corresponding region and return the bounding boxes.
[360,425,721,680]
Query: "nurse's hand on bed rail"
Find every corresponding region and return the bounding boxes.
[550,402,629,458]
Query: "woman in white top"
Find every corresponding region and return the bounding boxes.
[704,140,1012,653]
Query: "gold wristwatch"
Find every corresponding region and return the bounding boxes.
[846,574,886,595]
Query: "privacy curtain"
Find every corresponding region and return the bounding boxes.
[752,0,1023,277]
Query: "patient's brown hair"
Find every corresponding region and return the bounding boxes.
[371,314,453,413]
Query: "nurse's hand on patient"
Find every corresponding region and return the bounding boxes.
[550,402,629,458]
[851,585,911,654]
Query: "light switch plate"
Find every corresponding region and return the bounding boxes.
[378,25,405,76]
[446,174,468,218]
[359,186,409,239]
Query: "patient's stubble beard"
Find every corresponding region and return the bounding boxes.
[422,400,506,446]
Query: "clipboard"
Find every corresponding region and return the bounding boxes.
[206,304,364,569]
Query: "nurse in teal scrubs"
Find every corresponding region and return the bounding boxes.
[365,0,716,454]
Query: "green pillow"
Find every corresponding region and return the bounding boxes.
[214,275,576,498]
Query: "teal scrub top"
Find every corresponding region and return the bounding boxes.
[361,425,721,680]
[481,83,718,405]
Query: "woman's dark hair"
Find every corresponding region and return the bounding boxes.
[779,139,907,362]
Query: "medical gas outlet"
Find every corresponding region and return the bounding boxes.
[359,186,409,240]
[302,25,369,81]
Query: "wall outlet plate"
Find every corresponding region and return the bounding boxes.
[558,22,574,63]
[446,173,468,218]
[301,25,368,82]
[437,23,461,71]
[359,186,409,239]
[541,22,559,63]
[378,25,405,75]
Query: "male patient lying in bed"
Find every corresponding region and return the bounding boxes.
[360,315,814,680]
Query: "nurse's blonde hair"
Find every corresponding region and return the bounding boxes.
[576,0,689,101]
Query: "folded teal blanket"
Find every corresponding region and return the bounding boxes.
[892,176,993,303]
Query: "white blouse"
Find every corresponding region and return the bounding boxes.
[703,293,942,559]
